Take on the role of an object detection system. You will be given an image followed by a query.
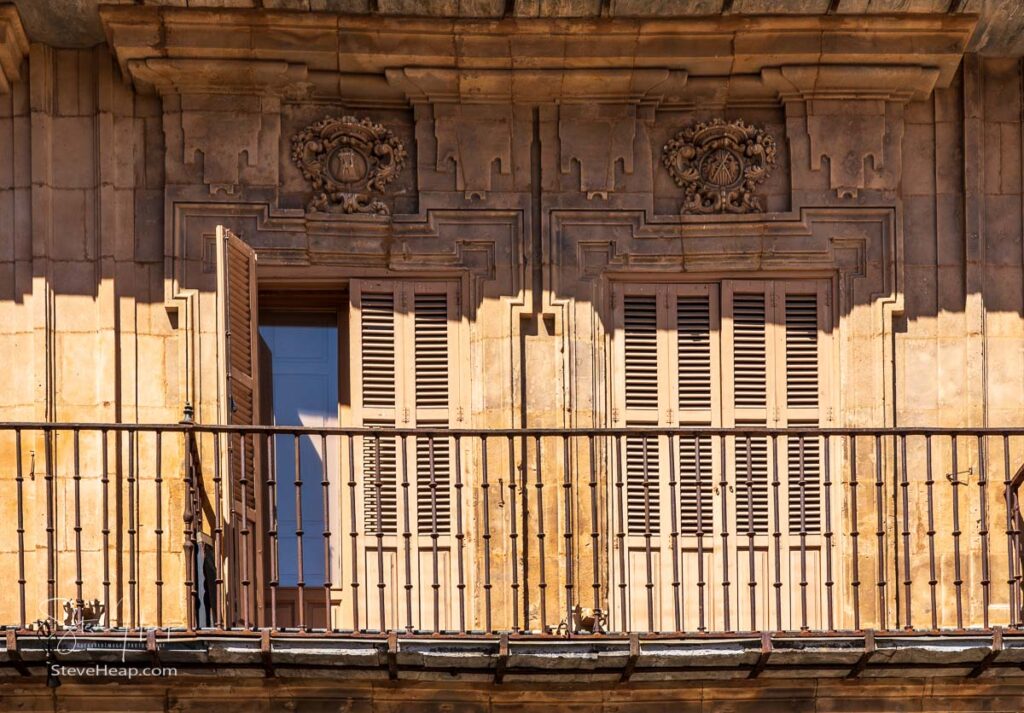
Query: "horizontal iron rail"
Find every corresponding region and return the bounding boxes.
[4,422,1024,437]
[2,423,1021,638]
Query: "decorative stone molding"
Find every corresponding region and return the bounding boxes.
[386,68,680,200]
[0,5,29,95]
[433,104,513,199]
[763,65,939,199]
[661,119,778,214]
[290,115,407,215]
[558,104,641,200]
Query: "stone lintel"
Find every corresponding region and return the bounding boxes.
[0,4,29,95]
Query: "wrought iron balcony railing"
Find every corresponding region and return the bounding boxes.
[1,423,1022,638]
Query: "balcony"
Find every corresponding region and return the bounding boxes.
[2,423,1024,679]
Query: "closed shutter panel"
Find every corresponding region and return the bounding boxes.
[623,295,659,410]
[414,294,449,409]
[416,424,451,535]
[676,293,715,537]
[350,280,460,633]
[413,293,452,535]
[677,295,712,411]
[621,293,661,536]
[357,290,400,536]
[784,292,822,534]
[362,423,398,536]
[625,434,660,535]
[412,290,454,536]
[729,290,769,536]
[778,288,827,532]
[360,293,397,410]
[678,435,713,537]
[735,435,769,535]
[732,293,768,410]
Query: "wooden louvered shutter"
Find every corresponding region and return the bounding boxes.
[722,281,774,631]
[407,283,458,633]
[354,286,399,537]
[614,287,666,631]
[773,281,830,630]
[215,225,261,626]
[411,288,455,537]
[724,285,772,537]
[349,280,460,633]
[671,286,721,632]
[619,291,662,539]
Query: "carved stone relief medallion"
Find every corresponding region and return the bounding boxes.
[291,115,407,215]
[661,119,777,215]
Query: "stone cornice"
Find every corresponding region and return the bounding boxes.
[384,68,686,105]
[0,4,29,95]
[127,57,311,97]
[100,7,975,100]
[761,65,942,104]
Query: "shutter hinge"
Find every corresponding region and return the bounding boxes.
[457,406,464,422]
[612,407,619,424]
[402,408,409,424]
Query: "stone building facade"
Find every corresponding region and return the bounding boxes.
[1,1,1024,710]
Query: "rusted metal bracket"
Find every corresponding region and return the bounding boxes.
[847,629,876,679]
[749,631,773,679]
[6,631,30,676]
[146,629,161,666]
[260,629,275,677]
[387,631,398,680]
[620,632,640,683]
[968,627,1003,678]
[495,633,509,684]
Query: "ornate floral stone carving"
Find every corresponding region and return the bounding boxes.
[291,115,406,215]
[661,119,777,215]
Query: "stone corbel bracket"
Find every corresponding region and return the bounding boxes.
[126,58,311,195]
[0,5,29,95]
[386,67,685,199]
[763,65,941,200]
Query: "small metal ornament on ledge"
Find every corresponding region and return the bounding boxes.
[662,118,777,215]
[291,115,407,216]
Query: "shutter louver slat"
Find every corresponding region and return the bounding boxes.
[414,293,450,409]
[677,295,712,410]
[623,296,659,410]
[733,294,767,409]
[678,434,713,536]
[785,294,819,409]
[362,422,398,536]
[360,293,397,409]
[787,430,822,534]
[416,423,451,535]
[625,433,660,536]
[735,431,769,535]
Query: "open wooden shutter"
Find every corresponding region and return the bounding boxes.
[215,225,261,626]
